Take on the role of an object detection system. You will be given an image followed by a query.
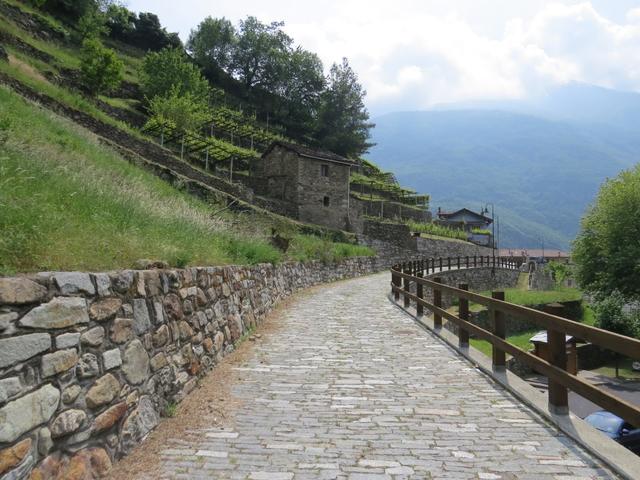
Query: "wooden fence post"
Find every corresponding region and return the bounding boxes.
[433,277,442,329]
[439,258,443,271]
[546,304,569,414]
[457,257,461,270]
[447,257,451,270]
[392,265,401,301]
[403,265,411,308]
[458,283,469,348]
[416,271,424,317]
[491,291,506,370]
[474,255,477,267]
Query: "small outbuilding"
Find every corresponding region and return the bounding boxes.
[436,208,493,232]
[252,141,356,231]
[529,330,578,375]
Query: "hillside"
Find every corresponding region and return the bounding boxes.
[0,1,381,274]
[368,108,640,249]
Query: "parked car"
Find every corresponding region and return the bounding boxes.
[584,411,640,454]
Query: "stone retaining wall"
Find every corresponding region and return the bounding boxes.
[1,255,421,480]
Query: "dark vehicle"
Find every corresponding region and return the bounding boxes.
[584,411,640,454]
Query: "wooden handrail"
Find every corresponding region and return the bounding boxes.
[389,260,640,428]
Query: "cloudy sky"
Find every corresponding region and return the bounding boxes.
[127,1,640,115]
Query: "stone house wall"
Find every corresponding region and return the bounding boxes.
[296,156,351,231]
[0,249,430,480]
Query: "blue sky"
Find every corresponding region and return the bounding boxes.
[126,1,640,115]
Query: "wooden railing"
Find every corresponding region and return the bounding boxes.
[390,258,640,428]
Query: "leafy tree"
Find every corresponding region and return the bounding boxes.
[39,0,96,20]
[231,16,292,91]
[76,8,109,40]
[573,163,640,299]
[147,86,211,132]
[80,38,123,94]
[593,291,638,338]
[187,17,236,78]
[105,3,135,39]
[274,47,325,138]
[130,12,182,51]
[315,58,374,158]
[140,48,210,104]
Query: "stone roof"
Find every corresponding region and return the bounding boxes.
[263,141,357,166]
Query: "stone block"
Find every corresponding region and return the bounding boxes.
[86,374,120,409]
[0,438,31,475]
[122,339,149,385]
[89,297,122,322]
[19,297,89,329]
[50,409,86,437]
[0,377,21,404]
[81,326,105,347]
[76,353,99,379]
[56,332,80,349]
[53,272,95,295]
[61,385,81,404]
[110,318,134,344]
[133,298,151,334]
[0,333,51,369]
[94,402,127,432]
[0,384,59,443]
[120,396,158,454]
[102,348,122,370]
[42,349,78,378]
[0,278,47,305]
[94,273,112,296]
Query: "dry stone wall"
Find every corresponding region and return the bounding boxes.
[0,254,430,480]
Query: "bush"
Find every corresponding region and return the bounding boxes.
[147,86,211,132]
[593,291,638,338]
[80,38,123,95]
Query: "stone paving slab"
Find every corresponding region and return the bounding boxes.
[152,272,615,479]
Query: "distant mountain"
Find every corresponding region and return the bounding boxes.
[369,85,640,249]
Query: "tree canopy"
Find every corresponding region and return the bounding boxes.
[573,163,640,299]
[315,58,375,158]
[140,48,210,103]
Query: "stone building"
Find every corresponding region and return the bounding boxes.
[251,141,356,231]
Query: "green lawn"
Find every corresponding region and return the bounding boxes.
[592,358,640,380]
[474,287,583,308]
[470,329,538,358]
[0,86,372,274]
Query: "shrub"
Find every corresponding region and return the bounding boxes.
[80,38,123,95]
[147,86,211,133]
[593,291,638,338]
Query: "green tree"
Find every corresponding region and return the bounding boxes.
[80,38,123,94]
[130,12,182,51]
[105,3,135,39]
[275,47,325,138]
[231,16,292,91]
[187,17,236,78]
[573,163,640,299]
[140,48,210,103]
[593,291,638,338]
[315,58,374,158]
[147,86,211,132]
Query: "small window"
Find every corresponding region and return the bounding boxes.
[320,164,329,177]
[323,196,330,207]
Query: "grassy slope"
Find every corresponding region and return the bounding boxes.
[0,86,372,274]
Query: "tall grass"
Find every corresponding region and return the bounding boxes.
[0,86,283,273]
[406,221,469,241]
[288,235,374,263]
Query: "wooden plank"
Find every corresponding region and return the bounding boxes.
[458,283,469,348]
[491,291,506,370]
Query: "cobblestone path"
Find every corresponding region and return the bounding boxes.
[155,273,614,479]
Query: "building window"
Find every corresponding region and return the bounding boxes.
[320,164,329,177]
[323,196,330,207]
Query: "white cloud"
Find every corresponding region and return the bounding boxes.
[127,0,640,114]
